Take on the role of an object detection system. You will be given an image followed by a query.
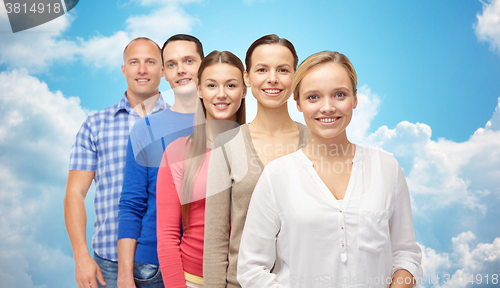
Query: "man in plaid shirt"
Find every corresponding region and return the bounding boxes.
[64,37,168,288]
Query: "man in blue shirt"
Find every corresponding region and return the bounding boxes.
[64,37,168,288]
[117,34,204,288]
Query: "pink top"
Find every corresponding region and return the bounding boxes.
[157,137,210,287]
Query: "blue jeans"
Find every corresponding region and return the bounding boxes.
[134,261,164,288]
[93,252,118,288]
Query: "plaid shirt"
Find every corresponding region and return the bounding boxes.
[69,92,169,261]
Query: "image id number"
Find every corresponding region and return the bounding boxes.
[5,2,62,14]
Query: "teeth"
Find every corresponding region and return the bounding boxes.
[318,118,338,123]
[137,79,148,82]
[178,79,189,83]
[215,104,229,107]
[264,89,281,94]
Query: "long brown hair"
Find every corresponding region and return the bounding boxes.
[181,50,246,232]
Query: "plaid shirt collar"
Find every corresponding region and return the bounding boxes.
[114,92,169,117]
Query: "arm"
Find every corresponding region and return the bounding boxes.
[117,238,137,288]
[64,170,106,288]
[203,140,232,287]
[237,171,283,288]
[391,269,415,288]
[389,165,423,287]
[118,138,149,288]
[157,148,186,287]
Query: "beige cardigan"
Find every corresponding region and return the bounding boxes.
[203,123,310,287]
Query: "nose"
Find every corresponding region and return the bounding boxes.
[138,62,147,74]
[267,70,278,84]
[319,97,336,114]
[217,86,227,99]
[177,62,186,74]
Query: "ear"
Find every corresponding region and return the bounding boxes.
[353,89,358,109]
[296,100,302,113]
[198,86,203,99]
[242,86,247,99]
[121,65,126,77]
[161,66,164,78]
[244,71,250,87]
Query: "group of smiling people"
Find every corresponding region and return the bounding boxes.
[155,34,422,288]
[66,33,422,288]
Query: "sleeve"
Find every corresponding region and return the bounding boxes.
[157,150,185,287]
[69,116,98,171]
[237,170,283,288]
[390,165,423,281]
[203,137,232,287]
[118,136,148,240]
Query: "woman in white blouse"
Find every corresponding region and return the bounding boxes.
[237,51,422,288]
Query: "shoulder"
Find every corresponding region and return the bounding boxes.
[296,122,311,145]
[79,102,119,131]
[357,145,401,171]
[263,150,301,176]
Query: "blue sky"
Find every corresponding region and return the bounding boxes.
[0,0,499,287]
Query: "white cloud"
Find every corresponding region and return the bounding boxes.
[364,96,500,212]
[125,5,198,46]
[474,0,500,54]
[0,69,88,287]
[0,5,79,71]
[347,85,381,144]
[77,31,131,69]
[0,1,200,71]
[419,232,500,288]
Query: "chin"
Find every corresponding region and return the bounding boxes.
[172,82,197,95]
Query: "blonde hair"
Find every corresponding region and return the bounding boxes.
[292,51,357,101]
[181,51,246,232]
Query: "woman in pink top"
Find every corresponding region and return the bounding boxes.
[157,50,247,288]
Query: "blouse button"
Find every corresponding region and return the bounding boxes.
[340,210,343,213]
[341,226,344,229]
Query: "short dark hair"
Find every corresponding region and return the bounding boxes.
[245,34,298,72]
[161,34,204,65]
[123,37,161,61]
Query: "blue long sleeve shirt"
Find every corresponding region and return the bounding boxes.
[118,108,194,265]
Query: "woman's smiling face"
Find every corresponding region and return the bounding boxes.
[297,62,357,141]
[244,44,295,109]
[198,63,246,122]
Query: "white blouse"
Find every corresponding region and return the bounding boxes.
[237,146,422,288]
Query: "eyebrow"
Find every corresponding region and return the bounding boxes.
[303,87,352,95]
[204,78,240,82]
[164,55,197,63]
[302,89,321,96]
[254,63,292,68]
[127,57,158,61]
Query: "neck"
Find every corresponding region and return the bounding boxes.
[250,102,296,135]
[206,117,239,143]
[127,90,160,117]
[303,131,355,160]
[170,86,199,114]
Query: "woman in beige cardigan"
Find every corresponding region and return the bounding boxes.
[203,34,310,288]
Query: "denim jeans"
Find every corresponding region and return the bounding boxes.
[134,261,164,288]
[93,252,118,288]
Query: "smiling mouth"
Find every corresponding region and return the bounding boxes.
[317,117,340,125]
[262,89,282,96]
[177,78,191,85]
[136,79,149,83]
[214,103,230,110]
